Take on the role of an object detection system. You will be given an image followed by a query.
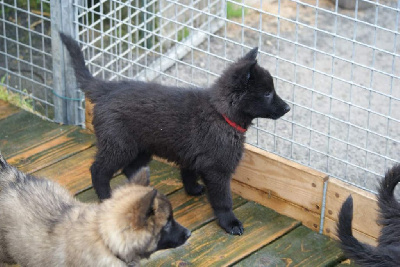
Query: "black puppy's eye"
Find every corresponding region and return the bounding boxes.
[264,91,272,97]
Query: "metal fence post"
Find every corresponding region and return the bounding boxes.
[50,0,81,125]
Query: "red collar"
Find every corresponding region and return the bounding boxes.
[222,114,247,133]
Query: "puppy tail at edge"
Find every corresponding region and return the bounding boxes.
[378,164,400,217]
[337,196,388,266]
[59,32,106,102]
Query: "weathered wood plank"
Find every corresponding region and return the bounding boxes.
[0,112,46,155]
[142,202,301,266]
[323,216,378,246]
[32,147,96,194]
[233,226,344,267]
[233,144,328,215]
[78,184,246,234]
[0,100,20,120]
[232,179,321,232]
[166,189,247,230]
[324,178,380,245]
[75,174,127,202]
[0,111,90,160]
[6,127,95,173]
[148,160,182,195]
[76,160,184,202]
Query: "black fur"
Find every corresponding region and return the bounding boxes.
[60,33,290,235]
[337,165,400,266]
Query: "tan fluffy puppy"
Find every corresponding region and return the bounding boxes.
[0,155,190,267]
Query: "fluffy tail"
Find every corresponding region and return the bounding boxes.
[59,32,113,102]
[337,196,394,266]
[378,164,400,219]
[376,164,400,251]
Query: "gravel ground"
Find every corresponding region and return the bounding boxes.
[153,0,400,194]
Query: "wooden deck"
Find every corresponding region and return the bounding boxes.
[0,100,356,266]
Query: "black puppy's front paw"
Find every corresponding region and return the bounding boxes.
[217,212,244,235]
[185,183,206,196]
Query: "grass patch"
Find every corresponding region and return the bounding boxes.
[0,0,50,16]
[177,27,190,42]
[227,1,247,19]
[0,76,41,116]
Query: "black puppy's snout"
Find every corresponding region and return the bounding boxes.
[283,103,291,113]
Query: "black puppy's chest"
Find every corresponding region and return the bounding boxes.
[187,130,245,174]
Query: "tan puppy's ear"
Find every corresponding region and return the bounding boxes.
[134,189,157,227]
[130,167,150,186]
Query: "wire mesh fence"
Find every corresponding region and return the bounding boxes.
[0,0,54,120]
[0,0,399,194]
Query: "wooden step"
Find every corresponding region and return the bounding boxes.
[6,127,95,173]
[76,160,184,201]
[0,100,20,120]
[142,202,301,266]
[32,147,96,194]
[234,225,345,266]
[166,189,247,231]
[1,110,95,173]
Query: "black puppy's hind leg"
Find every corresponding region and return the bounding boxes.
[181,168,205,196]
[203,172,243,235]
[123,152,152,181]
[91,148,135,200]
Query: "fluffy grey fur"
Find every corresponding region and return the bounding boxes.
[0,155,190,267]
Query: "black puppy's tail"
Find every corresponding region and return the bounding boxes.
[337,196,394,266]
[59,32,113,102]
[378,164,400,219]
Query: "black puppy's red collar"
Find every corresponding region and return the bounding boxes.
[222,114,247,133]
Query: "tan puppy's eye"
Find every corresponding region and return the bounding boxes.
[146,207,155,217]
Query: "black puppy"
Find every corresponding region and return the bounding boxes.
[337,165,400,266]
[60,33,290,235]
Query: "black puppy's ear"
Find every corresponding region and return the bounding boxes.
[246,60,257,81]
[243,47,258,61]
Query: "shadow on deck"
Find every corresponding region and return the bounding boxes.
[0,100,356,266]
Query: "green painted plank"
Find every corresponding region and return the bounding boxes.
[0,111,48,138]
[142,202,301,266]
[0,100,20,120]
[6,127,95,173]
[33,147,96,194]
[234,225,345,267]
[147,160,183,195]
[0,111,79,158]
[76,160,184,202]
[76,174,127,202]
[169,189,247,231]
